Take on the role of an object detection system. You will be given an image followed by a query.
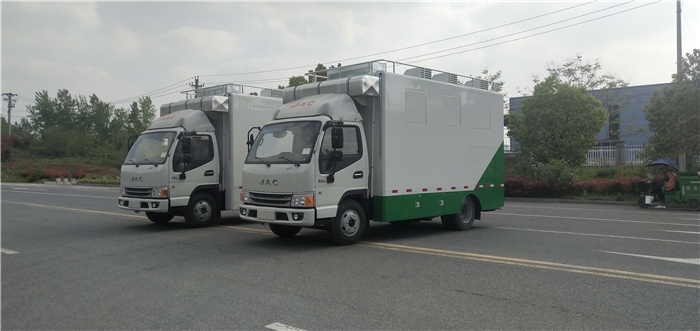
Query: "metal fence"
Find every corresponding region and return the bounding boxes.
[585,145,647,166]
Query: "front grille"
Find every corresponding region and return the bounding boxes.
[123,187,152,198]
[248,191,292,207]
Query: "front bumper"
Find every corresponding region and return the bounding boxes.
[117,197,169,213]
[239,204,315,227]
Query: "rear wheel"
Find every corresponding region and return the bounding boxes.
[184,193,219,227]
[269,224,302,238]
[330,200,367,245]
[146,212,174,224]
[637,196,650,209]
[688,199,700,211]
[441,196,476,230]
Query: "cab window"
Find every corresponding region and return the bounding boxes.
[173,135,214,172]
[319,126,362,174]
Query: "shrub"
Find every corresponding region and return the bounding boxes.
[505,172,645,198]
[43,168,72,179]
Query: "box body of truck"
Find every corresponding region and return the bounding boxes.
[240,62,504,243]
[118,91,281,226]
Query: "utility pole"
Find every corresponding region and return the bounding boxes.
[676,0,683,80]
[2,92,17,135]
[189,76,204,98]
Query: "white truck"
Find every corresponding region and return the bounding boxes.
[239,61,505,244]
[118,86,282,226]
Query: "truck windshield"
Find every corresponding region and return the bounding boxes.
[124,131,177,166]
[246,121,322,165]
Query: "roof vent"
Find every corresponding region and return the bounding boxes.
[404,67,432,79]
[432,73,458,84]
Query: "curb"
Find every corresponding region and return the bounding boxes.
[505,197,693,210]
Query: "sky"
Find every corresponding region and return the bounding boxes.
[1,1,698,125]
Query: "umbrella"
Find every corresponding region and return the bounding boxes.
[646,158,679,171]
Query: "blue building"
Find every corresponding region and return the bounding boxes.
[508,82,672,151]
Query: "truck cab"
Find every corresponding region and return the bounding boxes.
[119,108,220,226]
[118,89,282,227]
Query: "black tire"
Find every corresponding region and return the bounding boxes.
[184,193,219,227]
[330,200,367,245]
[146,212,174,224]
[637,196,650,209]
[688,199,700,211]
[269,224,302,238]
[441,196,476,231]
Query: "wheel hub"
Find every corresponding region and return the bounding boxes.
[340,210,360,236]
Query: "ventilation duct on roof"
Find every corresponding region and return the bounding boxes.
[464,79,490,91]
[432,73,458,84]
[404,67,432,79]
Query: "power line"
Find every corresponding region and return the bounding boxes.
[403,0,662,64]
[111,0,663,104]
[398,0,635,62]
[199,1,601,79]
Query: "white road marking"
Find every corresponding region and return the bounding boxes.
[494,212,699,227]
[493,226,699,245]
[653,230,700,235]
[602,251,700,265]
[10,187,47,192]
[265,323,307,331]
[1,248,19,254]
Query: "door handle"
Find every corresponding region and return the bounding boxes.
[204,170,215,176]
[353,171,363,179]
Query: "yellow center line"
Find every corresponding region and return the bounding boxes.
[360,241,700,289]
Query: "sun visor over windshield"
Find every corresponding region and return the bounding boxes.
[148,108,215,132]
[273,93,362,122]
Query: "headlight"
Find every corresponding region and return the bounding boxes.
[151,186,169,198]
[241,190,250,203]
[291,193,314,207]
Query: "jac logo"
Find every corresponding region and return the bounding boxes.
[131,176,143,182]
[259,178,279,186]
[290,100,316,108]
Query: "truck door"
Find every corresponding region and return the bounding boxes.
[315,125,368,218]
[170,134,218,207]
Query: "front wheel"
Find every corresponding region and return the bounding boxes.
[146,212,174,224]
[269,224,302,238]
[637,196,650,209]
[441,196,476,231]
[184,193,219,227]
[330,200,367,245]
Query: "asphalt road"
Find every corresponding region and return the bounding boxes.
[2,183,699,330]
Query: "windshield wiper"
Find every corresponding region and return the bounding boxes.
[278,154,300,167]
[125,159,139,167]
[256,157,271,167]
[144,158,158,167]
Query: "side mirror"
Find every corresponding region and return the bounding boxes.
[331,127,344,149]
[127,135,137,151]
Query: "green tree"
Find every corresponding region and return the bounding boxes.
[507,74,606,187]
[127,96,156,135]
[538,54,629,91]
[26,90,55,137]
[644,49,700,170]
[475,68,508,112]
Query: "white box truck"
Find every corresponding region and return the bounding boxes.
[118,86,282,226]
[239,61,505,244]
